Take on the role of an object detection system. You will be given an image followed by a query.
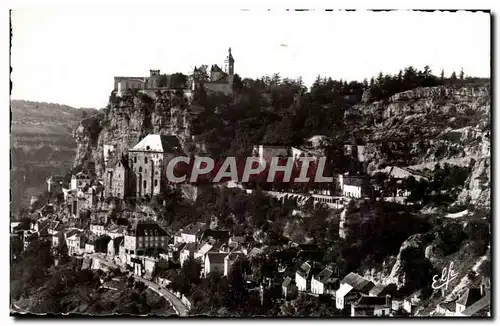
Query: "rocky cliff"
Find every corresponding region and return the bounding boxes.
[349,83,491,207]
[73,91,202,177]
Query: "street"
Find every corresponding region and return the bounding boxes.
[86,253,189,316]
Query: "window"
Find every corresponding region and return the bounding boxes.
[145,157,148,164]
[139,167,142,173]
[143,180,147,188]
[155,179,158,187]
[134,156,137,163]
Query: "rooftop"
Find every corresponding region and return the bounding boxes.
[206,252,227,264]
[457,288,483,307]
[133,222,168,237]
[181,222,207,236]
[353,295,389,307]
[341,272,375,293]
[130,134,183,153]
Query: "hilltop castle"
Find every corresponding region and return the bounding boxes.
[113,48,235,97]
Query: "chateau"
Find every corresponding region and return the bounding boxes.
[113,48,235,97]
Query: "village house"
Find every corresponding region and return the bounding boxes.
[51,231,65,248]
[456,293,491,317]
[351,295,391,317]
[106,225,127,239]
[66,230,87,255]
[311,267,340,296]
[70,171,92,190]
[335,272,375,310]
[179,242,197,267]
[403,289,422,314]
[368,283,392,297]
[85,241,95,253]
[282,276,298,300]
[200,229,231,244]
[224,251,244,277]
[174,222,208,245]
[193,241,219,262]
[437,287,485,316]
[104,155,130,199]
[47,220,65,235]
[46,175,66,193]
[107,236,124,259]
[123,221,168,256]
[204,252,227,277]
[252,145,289,164]
[338,174,368,199]
[93,235,112,253]
[90,222,106,237]
[295,261,322,292]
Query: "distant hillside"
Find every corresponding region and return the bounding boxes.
[10,100,98,214]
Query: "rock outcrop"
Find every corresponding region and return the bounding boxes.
[349,83,491,207]
[73,91,202,177]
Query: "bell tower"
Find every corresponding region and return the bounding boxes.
[225,47,235,85]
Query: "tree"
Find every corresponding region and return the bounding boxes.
[440,69,445,80]
[450,71,458,82]
[170,73,188,89]
[157,74,169,87]
[459,67,465,80]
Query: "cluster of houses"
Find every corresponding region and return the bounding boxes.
[281,265,490,317]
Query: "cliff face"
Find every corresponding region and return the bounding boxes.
[73,91,200,177]
[349,84,491,207]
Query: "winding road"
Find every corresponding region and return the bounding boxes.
[86,253,189,316]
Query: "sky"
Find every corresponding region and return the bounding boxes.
[11,8,491,109]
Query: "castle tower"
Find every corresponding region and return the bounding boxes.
[225,47,234,85]
[117,81,123,97]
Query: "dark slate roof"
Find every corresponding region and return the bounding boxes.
[341,272,375,293]
[457,288,483,307]
[201,229,230,242]
[112,236,124,252]
[369,283,389,296]
[175,242,186,251]
[134,222,168,237]
[95,235,112,246]
[353,295,389,307]
[182,222,207,236]
[106,155,129,169]
[315,267,335,284]
[343,175,365,187]
[211,64,223,73]
[297,262,311,278]
[282,276,293,287]
[206,252,227,265]
[226,252,243,262]
[182,242,197,252]
[439,301,457,312]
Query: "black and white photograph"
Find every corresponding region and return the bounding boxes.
[8,6,492,318]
